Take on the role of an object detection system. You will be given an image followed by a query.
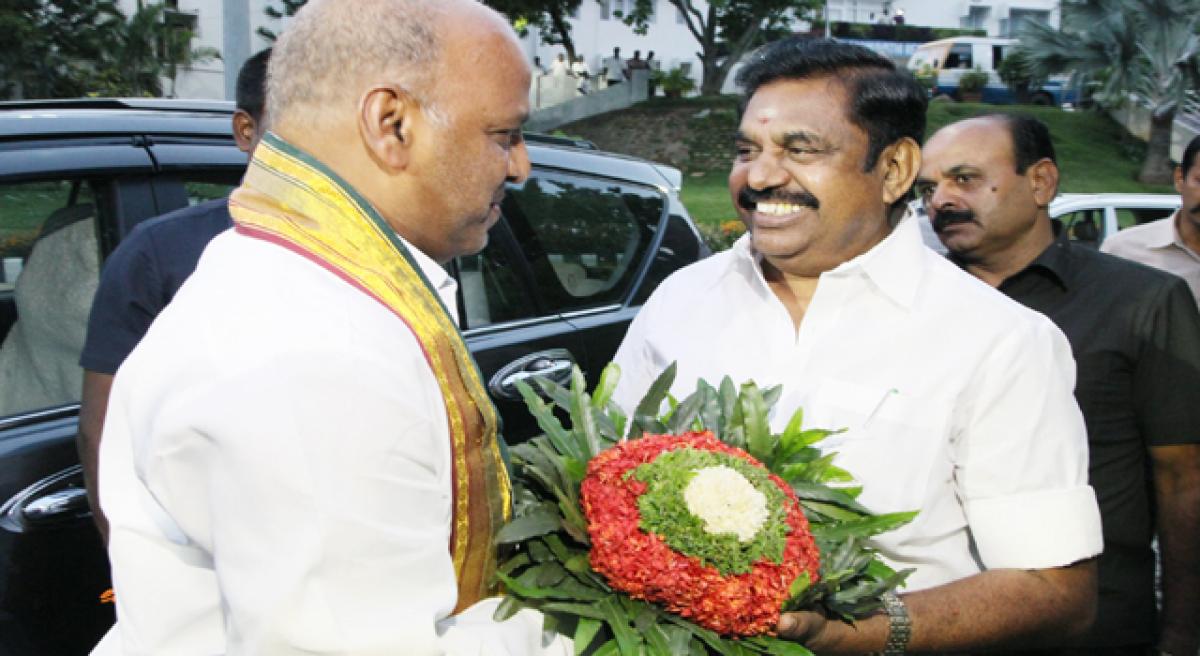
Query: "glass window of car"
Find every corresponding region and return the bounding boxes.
[945,43,973,69]
[0,178,108,418]
[1116,207,1175,230]
[1058,208,1104,246]
[457,224,538,330]
[501,170,665,314]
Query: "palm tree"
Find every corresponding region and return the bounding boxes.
[93,2,219,97]
[1015,0,1200,184]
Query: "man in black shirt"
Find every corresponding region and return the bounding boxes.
[916,114,1200,654]
[76,48,271,540]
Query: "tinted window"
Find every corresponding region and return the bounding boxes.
[502,171,665,313]
[1059,208,1103,247]
[458,225,538,330]
[0,178,108,417]
[1116,207,1175,229]
[945,43,973,69]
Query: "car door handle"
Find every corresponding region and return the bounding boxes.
[489,348,576,401]
[22,487,90,524]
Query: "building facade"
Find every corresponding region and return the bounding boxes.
[131,0,1061,101]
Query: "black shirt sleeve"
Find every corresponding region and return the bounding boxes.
[1133,276,1200,446]
[79,224,165,375]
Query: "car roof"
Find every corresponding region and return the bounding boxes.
[1050,193,1181,214]
[0,98,681,192]
[916,36,1017,48]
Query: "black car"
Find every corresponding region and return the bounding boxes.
[0,98,708,655]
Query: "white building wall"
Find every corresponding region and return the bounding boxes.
[114,0,273,100]
[828,0,1060,37]
[526,0,708,88]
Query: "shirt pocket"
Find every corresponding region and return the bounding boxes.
[804,378,953,515]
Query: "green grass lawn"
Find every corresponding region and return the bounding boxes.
[676,101,1175,231]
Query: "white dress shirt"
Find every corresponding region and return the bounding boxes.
[95,230,569,655]
[613,216,1103,591]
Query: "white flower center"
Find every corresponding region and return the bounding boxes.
[682,465,769,543]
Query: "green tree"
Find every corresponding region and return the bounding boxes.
[91,1,219,97]
[1016,0,1200,184]
[487,0,582,64]
[0,0,123,99]
[621,0,823,96]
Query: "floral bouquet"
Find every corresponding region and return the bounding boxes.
[493,363,915,655]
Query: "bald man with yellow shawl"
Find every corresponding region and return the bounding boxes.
[92,1,570,654]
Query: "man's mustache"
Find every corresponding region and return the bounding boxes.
[737,187,820,211]
[931,208,975,233]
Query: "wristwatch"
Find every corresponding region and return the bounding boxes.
[879,592,912,655]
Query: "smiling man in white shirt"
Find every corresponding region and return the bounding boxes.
[612,38,1102,653]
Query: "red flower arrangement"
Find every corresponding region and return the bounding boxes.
[581,431,821,636]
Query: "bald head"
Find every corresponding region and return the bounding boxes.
[267,0,519,130]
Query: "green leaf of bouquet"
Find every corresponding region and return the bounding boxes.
[563,456,587,485]
[604,399,629,440]
[717,376,738,437]
[573,618,603,656]
[664,615,732,656]
[694,379,722,434]
[800,499,862,523]
[592,362,621,409]
[740,383,774,463]
[590,639,619,656]
[599,596,643,655]
[865,558,900,580]
[541,601,608,620]
[493,594,526,622]
[789,482,871,514]
[517,380,582,462]
[746,636,815,656]
[497,570,601,601]
[497,552,530,576]
[662,625,693,655]
[668,389,705,435]
[569,367,601,458]
[631,362,677,438]
[762,384,782,409]
[788,571,812,598]
[495,504,561,544]
[811,511,918,541]
[521,562,568,588]
[633,605,673,655]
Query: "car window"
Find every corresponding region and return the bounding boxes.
[458,226,538,330]
[185,180,238,206]
[1058,208,1103,247]
[945,43,973,69]
[501,170,665,314]
[0,177,108,418]
[1116,207,1175,230]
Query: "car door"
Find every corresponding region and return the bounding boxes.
[0,142,158,656]
[463,167,676,440]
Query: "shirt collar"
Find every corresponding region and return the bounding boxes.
[1148,210,1186,250]
[394,233,459,321]
[730,213,927,310]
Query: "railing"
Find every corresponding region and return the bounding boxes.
[1179,90,1200,131]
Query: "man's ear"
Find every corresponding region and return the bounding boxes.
[232,110,256,154]
[880,137,921,207]
[1175,165,1185,194]
[1028,158,1059,207]
[359,85,418,172]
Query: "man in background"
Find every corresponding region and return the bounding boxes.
[920,114,1200,655]
[1103,134,1200,306]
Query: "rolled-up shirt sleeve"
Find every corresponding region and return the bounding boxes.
[954,316,1103,570]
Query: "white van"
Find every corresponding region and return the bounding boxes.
[906,36,1075,106]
